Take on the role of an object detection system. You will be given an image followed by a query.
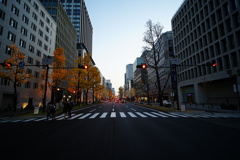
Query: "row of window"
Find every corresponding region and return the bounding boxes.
[177,51,239,82]
[1,78,44,90]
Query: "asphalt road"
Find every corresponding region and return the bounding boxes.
[1,103,240,160]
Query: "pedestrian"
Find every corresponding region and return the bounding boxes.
[68,101,74,118]
[46,102,53,120]
[50,102,56,119]
[62,100,69,119]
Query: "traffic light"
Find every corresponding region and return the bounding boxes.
[0,62,12,68]
[78,64,88,69]
[136,64,147,68]
[206,61,218,67]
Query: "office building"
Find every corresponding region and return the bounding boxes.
[172,0,240,107]
[0,0,56,110]
[60,0,93,55]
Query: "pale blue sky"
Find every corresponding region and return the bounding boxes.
[85,0,184,93]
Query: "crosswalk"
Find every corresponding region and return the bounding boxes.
[1,111,240,123]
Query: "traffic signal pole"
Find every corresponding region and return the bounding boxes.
[42,65,49,113]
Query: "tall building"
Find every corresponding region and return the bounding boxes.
[172,0,240,107]
[60,0,93,55]
[125,64,133,91]
[0,0,56,110]
[40,0,77,67]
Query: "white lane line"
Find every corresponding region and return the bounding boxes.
[79,113,91,119]
[131,108,137,111]
[69,113,83,119]
[151,112,168,118]
[110,112,116,118]
[22,118,36,122]
[90,109,96,112]
[112,108,115,112]
[120,112,127,118]
[136,112,148,118]
[11,120,22,122]
[89,113,99,119]
[100,112,108,118]
[34,117,47,121]
[158,112,178,118]
[143,112,158,118]
[170,113,191,118]
[127,112,137,118]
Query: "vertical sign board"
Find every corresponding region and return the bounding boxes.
[18,61,25,70]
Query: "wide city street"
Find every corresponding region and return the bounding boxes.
[1,103,240,160]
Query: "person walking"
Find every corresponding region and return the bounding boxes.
[68,101,74,118]
[62,100,69,119]
[50,102,56,119]
[46,102,54,120]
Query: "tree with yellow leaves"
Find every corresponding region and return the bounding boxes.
[44,47,71,103]
[0,43,32,112]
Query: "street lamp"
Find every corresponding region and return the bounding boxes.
[227,69,240,107]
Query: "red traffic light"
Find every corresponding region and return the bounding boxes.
[0,62,12,67]
[136,64,147,68]
[78,64,88,69]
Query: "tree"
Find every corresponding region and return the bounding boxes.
[118,86,124,100]
[46,47,71,102]
[143,19,164,106]
[0,43,32,112]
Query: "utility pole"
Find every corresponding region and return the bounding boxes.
[42,65,49,113]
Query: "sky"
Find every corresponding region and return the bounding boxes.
[84,0,184,94]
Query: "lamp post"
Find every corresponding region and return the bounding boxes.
[227,69,240,107]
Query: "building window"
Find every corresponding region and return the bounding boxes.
[27,56,33,64]
[38,29,43,37]
[40,10,45,18]
[24,3,30,13]
[11,5,19,16]
[0,9,5,20]
[19,39,26,48]
[0,0,7,6]
[39,20,44,27]
[30,34,36,42]
[37,39,42,47]
[5,46,11,55]
[22,15,29,24]
[0,25,3,35]
[45,35,49,42]
[21,27,28,36]
[25,81,31,88]
[34,71,40,78]
[44,44,48,51]
[33,2,39,11]
[37,50,41,57]
[35,61,40,68]
[29,45,34,53]
[1,78,10,86]
[7,32,16,42]
[33,83,38,89]
[32,12,38,21]
[9,18,18,29]
[31,23,37,31]
[16,0,21,4]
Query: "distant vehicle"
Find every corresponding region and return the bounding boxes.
[163,100,173,107]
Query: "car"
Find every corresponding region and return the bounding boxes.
[163,100,173,107]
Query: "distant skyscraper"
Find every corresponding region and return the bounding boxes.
[60,0,93,55]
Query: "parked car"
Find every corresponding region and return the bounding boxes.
[163,100,173,107]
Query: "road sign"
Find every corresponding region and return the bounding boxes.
[42,58,53,65]
[18,61,25,70]
[170,58,181,64]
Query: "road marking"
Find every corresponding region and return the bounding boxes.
[131,108,137,111]
[11,120,22,122]
[151,112,168,117]
[79,113,91,119]
[70,113,83,119]
[120,112,127,118]
[127,112,137,118]
[22,118,36,122]
[89,113,99,119]
[111,112,116,118]
[144,112,158,117]
[112,108,115,112]
[136,112,147,118]
[100,112,108,118]
[158,112,178,118]
[90,109,96,112]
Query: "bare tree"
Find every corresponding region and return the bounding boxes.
[143,19,164,106]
